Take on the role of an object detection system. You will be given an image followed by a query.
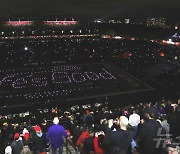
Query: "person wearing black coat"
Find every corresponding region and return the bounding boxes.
[137,107,163,154]
[32,126,47,154]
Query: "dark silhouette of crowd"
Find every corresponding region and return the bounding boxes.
[0,98,180,154]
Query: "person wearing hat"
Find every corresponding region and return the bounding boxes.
[137,107,163,154]
[46,117,68,154]
[32,126,47,154]
[11,133,24,154]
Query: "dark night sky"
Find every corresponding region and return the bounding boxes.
[0,0,179,22]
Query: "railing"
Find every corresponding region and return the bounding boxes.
[64,138,79,154]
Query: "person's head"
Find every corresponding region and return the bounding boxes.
[119,116,129,130]
[34,126,41,133]
[166,141,179,154]
[53,117,59,125]
[132,109,138,114]
[23,132,30,140]
[146,107,156,119]
[14,133,20,140]
[5,145,12,154]
[166,147,179,154]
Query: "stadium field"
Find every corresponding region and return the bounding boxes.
[0,63,154,105]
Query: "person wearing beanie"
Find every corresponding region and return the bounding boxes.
[46,117,68,154]
[22,132,32,152]
[11,133,24,154]
[105,116,133,154]
[32,126,47,154]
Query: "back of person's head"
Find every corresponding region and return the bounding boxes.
[14,133,20,140]
[53,117,59,124]
[20,145,32,154]
[119,116,129,129]
[146,107,156,119]
[5,145,12,154]
[82,124,88,132]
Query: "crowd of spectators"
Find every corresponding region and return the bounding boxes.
[0,98,180,154]
[0,37,179,68]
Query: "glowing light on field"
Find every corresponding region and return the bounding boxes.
[24,47,28,51]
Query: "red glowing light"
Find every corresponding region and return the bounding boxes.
[160,52,165,57]
[5,21,33,26]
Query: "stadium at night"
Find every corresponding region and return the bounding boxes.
[0,0,179,153]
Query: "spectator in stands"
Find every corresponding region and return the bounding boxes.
[84,110,94,128]
[168,104,180,142]
[46,117,68,154]
[32,126,46,154]
[137,107,162,154]
[128,109,140,134]
[72,125,81,145]
[22,132,31,149]
[82,129,95,154]
[105,116,133,154]
[11,133,24,154]
[161,115,170,133]
[76,125,90,152]
[94,131,105,154]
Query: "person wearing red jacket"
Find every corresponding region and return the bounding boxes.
[94,132,105,154]
[76,127,90,152]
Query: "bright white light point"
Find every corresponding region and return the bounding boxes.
[24,47,28,50]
